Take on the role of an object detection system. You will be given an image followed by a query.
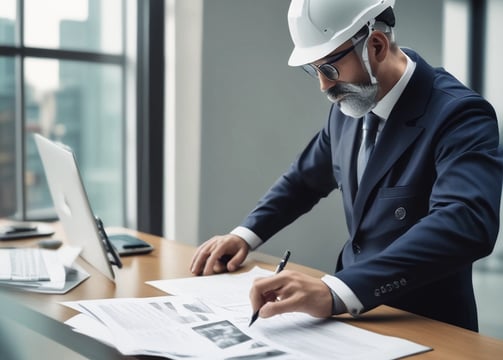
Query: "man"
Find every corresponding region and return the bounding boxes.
[190,0,503,331]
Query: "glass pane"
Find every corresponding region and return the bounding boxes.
[25,58,124,225]
[0,56,17,217]
[24,0,122,54]
[0,0,17,45]
[443,0,469,85]
[485,0,503,138]
[478,0,503,341]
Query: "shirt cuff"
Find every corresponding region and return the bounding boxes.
[329,289,347,315]
[321,274,364,317]
[230,226,263,250]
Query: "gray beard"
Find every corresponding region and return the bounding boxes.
[326,82,379,118]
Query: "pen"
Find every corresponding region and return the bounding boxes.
[249,249,291,327]
[95,216,123,269]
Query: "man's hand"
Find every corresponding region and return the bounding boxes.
[249,270,333,319]
[190,234,249,275]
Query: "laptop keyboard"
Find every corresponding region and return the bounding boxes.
[9,248,51,281]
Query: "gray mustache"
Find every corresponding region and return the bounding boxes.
[326,83,361,99]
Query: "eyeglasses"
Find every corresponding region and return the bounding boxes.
[301,37,365,81]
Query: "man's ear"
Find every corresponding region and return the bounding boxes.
[368,32,389,63]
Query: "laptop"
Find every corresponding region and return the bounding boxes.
[34,134,118,282]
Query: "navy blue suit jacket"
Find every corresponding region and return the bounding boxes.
[240,49,503,331]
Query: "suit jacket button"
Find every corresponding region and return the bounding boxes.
[352,243,361,254]
[374,289,381,297]
[394,207,406,220]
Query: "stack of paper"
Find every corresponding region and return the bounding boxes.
[0,246,89,294]
[63,267,431,359]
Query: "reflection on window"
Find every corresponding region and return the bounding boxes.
[443,0,469,85]
[24,0,122,54]
[25,59,123,224]
[0,0,126,226]
[0,57,16,217]
[484,0,503,134]
[0,0,16,46]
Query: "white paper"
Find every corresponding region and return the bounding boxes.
[63,267,431,359]
[64,296,296,359]
[25,246,83,291]
[57,245,82,268]
[0,248,65,289]
[147,266,272,313]
[65,313,116,348]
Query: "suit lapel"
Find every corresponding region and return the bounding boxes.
[352,118,424,230]
[350,49,433,232]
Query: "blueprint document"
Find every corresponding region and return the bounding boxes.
[63,267,431,359]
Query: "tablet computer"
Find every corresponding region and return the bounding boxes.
[108,234,154,256]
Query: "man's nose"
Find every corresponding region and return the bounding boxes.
[318,73,337,92]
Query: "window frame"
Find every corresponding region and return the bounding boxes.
[136,0,164,236]
[0,1,126,222]
[469,0,487,94]
[0,0,164,233]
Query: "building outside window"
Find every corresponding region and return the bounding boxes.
[485,0,503,134]
[0,0,128,226]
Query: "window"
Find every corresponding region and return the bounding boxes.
[444,0,503,340]
[443,0,470,85]
[484,0,503,135]
[0,0,130,225]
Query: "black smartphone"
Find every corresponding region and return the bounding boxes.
[0,222,55,241]
[108,234,154,256]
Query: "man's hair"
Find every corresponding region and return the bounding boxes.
[376,6,396,27]
[352,6,398,52]
[375,6,397,50]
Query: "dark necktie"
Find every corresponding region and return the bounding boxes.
[357,112,380,184]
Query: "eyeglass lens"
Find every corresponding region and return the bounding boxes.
[302,63,340,81]
[301,42,358,81]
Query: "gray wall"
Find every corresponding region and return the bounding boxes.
[198,0,443,273]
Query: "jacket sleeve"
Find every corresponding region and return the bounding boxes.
[239,108,339,242]
[336,94,503,312]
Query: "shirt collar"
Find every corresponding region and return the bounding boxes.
[372,53,416,121]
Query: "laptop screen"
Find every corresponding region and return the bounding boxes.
[34,134,116,282]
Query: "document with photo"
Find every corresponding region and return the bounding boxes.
[63,293,431,359]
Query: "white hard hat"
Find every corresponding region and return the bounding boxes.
[288,0,396,66]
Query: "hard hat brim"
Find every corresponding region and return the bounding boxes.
[288,36,347,67]
[288,20,365,67]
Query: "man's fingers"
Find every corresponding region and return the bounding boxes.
[249,270,334,319]
[226,248,247,272]
[212,261,228,274]
[249,275,288,314]
[203,249,225,275]
[259,294,298,318]
[190,236,227,275]
[190,242,213,275]
[191,234,249,276]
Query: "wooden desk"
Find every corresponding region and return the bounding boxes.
[1,223,503,359]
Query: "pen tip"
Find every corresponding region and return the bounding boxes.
[249,310,259,327]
